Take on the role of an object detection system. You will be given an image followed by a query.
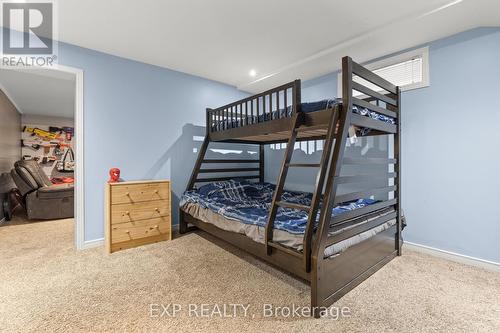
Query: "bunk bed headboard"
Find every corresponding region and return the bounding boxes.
[206,80,301,137]
[340,56,401,255]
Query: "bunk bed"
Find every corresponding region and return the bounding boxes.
[179,56,402,318]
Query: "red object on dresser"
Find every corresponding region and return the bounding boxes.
[108,168,121,183]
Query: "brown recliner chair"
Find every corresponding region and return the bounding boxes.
[11,160,74,220]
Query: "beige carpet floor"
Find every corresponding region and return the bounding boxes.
[0,217,499,333]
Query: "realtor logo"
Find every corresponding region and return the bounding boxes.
[3,1,52,54]
[1,0,57,66]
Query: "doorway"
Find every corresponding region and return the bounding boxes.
[0,64,84,250]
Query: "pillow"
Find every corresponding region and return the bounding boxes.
[196,179,248,197]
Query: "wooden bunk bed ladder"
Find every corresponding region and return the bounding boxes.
[264,112,302,255]
[264,106,339,262]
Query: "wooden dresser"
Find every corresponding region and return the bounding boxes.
[105,180,171,253]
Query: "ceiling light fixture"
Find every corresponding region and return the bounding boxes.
[249,69,257,77]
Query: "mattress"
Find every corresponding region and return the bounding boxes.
[181,201,395,257]
[181,180,378,234]
[211,98,395,134]
[180,180,397,257]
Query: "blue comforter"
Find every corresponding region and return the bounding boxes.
[180,179,376,234]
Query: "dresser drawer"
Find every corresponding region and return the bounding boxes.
[111,217,170,244]
[111,182,169,205]
[111,199,170,224]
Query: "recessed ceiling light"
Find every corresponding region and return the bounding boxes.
[249,69,257,77]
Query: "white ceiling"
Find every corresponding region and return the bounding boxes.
[0,68,75,117]
[5,0,500,94]
[52,0,499,93]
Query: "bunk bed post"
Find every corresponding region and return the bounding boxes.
[259,144,265,183]
[311,56,353,318]
[206,108,212,135]
[395,87,402,255]
[293,79,301,113]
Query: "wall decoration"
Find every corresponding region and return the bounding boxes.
[21,121,75,181]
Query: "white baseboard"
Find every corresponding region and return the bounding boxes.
[404,241,500,272]
[82,225,180,250]
[82,237,104,250]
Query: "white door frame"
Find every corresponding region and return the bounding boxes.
[67,65,85,250]
[0,64,85,250]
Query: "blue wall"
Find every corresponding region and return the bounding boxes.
[58,45,247,241]
[401,28,500,263]
[266,27,500,263]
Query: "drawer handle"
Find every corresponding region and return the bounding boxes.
[154,190,159,194]
[154,208,159,212]
[125,230,130,233]
[125,192,130,196]
[125,211,130,215]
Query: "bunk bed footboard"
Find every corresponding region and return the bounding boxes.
[311,225,398,317]
[309,56,402,317]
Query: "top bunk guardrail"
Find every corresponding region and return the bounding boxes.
[205,56,400,142]
[206,80,301,136]
[330,56,401,226]
[345,58,400,134]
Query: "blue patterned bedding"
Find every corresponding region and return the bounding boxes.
[211,98,395,133]
[180,179,377,234]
